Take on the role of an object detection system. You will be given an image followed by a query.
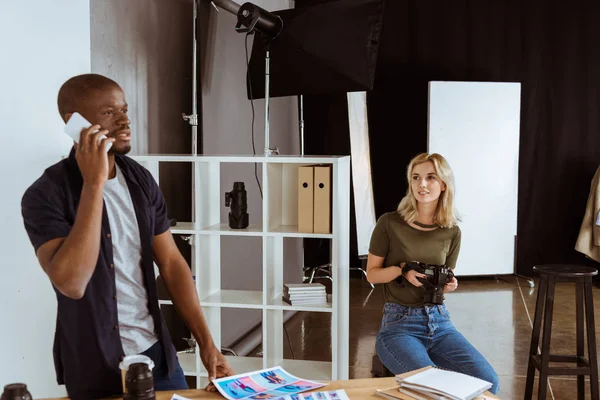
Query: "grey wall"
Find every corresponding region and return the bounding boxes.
[90,0,194,224]
[91,0,303,349]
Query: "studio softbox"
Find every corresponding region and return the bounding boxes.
[246,0,385,99]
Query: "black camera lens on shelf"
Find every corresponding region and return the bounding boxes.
[1,384,32,400]
[124,363,156,400]
[225,182,249,229]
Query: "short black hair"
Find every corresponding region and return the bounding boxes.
[57,74,120,122]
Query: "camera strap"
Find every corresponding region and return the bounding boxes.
[417,277,437,290]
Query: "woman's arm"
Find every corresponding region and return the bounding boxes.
[366,254,428,286]
[442,227,461,293]
[366,213,427,286]
[366,253,404,284]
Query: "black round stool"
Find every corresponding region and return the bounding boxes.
[525,265,599,400]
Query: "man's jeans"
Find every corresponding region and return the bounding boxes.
[142,341,189,391]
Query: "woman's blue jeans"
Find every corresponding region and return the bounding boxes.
[376,302,500,394]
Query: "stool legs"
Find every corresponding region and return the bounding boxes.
[525,275,548,399]
[576,281,585,400]
[584,277,599,400]
[525,275,599,400]
[537,275,557,400]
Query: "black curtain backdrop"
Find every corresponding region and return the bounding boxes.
[297,0,600,275]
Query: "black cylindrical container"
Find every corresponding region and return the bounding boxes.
[124,363,156,400]
[1,384,32,400]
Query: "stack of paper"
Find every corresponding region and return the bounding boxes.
[282,283,327,306]
[376,367,493,400]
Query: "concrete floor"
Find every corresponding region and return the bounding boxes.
[269,275,600,399]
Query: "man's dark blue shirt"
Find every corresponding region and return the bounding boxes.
[21,148,177,399]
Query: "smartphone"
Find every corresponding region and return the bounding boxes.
[64,112,112,152]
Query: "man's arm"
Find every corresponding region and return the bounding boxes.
[153,230,215,348]
[26,127,114,299]
[36,182,104,299]
[153,230,233,385]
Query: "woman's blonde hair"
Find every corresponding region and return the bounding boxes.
[397,153,459,228]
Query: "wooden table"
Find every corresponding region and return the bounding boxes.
[156,378,399,399]
[42,375,499,399]
[41,378,396,400]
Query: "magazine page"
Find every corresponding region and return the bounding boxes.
[212,366,327,400]
[284,389,349,400]
[171,389,348,400]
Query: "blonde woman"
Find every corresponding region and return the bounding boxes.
[367,153,499,394]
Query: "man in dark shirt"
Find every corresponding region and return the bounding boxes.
[21,74,233,399]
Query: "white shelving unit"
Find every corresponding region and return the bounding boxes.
[131,154,350,388]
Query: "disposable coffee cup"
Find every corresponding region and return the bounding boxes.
[119,355,155,393]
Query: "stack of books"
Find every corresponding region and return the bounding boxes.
[282,283,327,306]
[376,366,495,400]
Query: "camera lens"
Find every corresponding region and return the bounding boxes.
[226,181,249,229]
[124,363,156,400]
[1,384,32,400]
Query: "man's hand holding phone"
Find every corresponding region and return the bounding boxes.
[64,112,115,185]
[75,125,116,186]
[64,112,112,152]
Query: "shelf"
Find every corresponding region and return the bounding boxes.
[264,155,346,164]
[131,154,347,163]
[278,360,332,382]
[199,223,263,236]
[130,154,350,381]
[198,356,263,377]
[200,290,263,308]
[267,294,332,313]
[170,222,197,234]
[177,352,198,376]
[198,357,332,380]
[169,222,333,237]
[267,225,333,238]
[132,154,200,162]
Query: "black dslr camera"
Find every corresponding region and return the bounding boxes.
[396,261,454,305]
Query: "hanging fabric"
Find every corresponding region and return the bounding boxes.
[575,165,600,262]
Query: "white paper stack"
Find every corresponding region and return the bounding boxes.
[394,367,493,400]
[282,283,327,305]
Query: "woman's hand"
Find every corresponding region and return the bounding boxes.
[403,269,427,287]
[444,276,458,293]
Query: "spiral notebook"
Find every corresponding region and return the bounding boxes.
[394,366,493,400]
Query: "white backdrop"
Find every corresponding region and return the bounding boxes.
[0,1,91,397]
[428,81,521,276]
[347,92,376,257]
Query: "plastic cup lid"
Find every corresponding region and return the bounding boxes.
[119,354,155,370]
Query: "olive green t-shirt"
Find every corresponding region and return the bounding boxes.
[368,211,461,306]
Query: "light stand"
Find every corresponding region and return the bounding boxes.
[257,41,278,155]
[209,0,283,155]
[182,0,200,156]
[264,47,273,155]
